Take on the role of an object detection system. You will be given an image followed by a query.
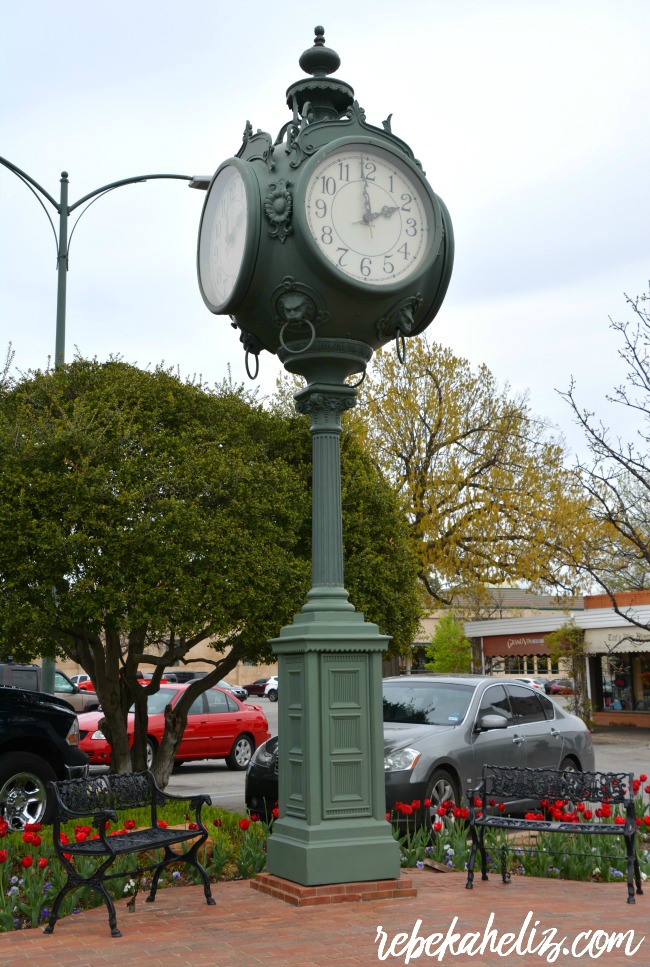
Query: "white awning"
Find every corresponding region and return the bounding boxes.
[584,627,650,653]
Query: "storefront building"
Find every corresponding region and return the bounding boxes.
[464,592,650,727]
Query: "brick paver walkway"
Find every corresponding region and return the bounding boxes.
[0,868,646,966]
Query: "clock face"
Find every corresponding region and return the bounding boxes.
[198,163,249,312]
[303,143,434,287]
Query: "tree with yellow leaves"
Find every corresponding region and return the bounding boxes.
[348,336,596,610]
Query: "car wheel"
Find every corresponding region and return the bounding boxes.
[560,756,579,773]
[267,689,278,702]
[0,752,57,829]
[226,734,254,771]
[146,738,157,770]
[425,768,460,826]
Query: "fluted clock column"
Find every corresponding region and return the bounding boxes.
[266,362,401,886]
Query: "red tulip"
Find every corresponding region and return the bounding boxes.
[21,855,33,868]
[238,818,251,831]
[37,857,48,869]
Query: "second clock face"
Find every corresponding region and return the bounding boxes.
[198,163,249,312]
[303,143,434,287]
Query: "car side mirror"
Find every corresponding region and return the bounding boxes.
[476,713,508,732]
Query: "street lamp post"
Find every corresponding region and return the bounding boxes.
[0,156,209,691]
[196,28,454,886]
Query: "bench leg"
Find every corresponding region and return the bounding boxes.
[500,843,511,884]
[625,834,637,904]
[465,824,478,890]
[182,836,216,906]
[634,853,644,896]
[479,827,489,881]
[43,881,75,935]
[146,845,174,904]
[466,825,489,889]
[43,858,123,938]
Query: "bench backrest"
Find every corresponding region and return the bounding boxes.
[52,770,158,818]
[482,766,632,804]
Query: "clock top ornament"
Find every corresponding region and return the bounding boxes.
[197,26,454,381]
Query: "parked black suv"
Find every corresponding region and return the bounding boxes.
[0,686,89,828]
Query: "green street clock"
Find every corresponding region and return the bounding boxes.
[197,26,454,369]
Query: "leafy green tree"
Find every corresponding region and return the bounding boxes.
[0,359,419,786]
[424,612,472,674]
[347,336,596,609]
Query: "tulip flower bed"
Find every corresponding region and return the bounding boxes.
[387,772,650,886]
[0,802,272,932]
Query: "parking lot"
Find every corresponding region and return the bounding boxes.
[160,694,650,814]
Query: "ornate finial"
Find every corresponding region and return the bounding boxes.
[299,25,341,78]
[287,26,353,121]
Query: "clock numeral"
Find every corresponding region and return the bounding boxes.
[401,193,412,212]
[360,257,372,277]
[406,218,417,236]
[388,175,394,192]
[364,161,376,181]
[336,247,349,267]
[315,199,327,218]
[338,162,350,181]
[383,255,395,274]
[321,226,333,245]
[397,242,410,260]
[320,176,336,195]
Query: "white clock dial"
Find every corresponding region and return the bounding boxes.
[303,144,433,286]
[198,163,249,311]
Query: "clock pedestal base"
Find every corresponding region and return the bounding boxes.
[266,588,401,887]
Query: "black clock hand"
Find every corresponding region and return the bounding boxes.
[360,204,400,224]
[226,210,245,247]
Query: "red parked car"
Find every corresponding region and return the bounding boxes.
[242,677,273,697]
[78,683,270,771]
[549,678,574,695]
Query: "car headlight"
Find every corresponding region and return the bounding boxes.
[384,748,421,772]
[91,729,106,740]
[250,741,275,767]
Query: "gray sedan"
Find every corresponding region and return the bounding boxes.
[245,674,595,825]
[382,675,595,820]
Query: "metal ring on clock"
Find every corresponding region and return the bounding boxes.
[278,320,316,354]
[396,333,407,364]
[347,368,366,389]
[245,351,260,380]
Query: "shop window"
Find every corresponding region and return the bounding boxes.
[503,656,525,674]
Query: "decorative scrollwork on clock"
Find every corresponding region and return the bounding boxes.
[264,179,293,242]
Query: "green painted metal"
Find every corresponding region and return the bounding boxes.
[197,25,454,887]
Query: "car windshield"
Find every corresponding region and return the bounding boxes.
[382,682,474,726]
[129,688,179,714]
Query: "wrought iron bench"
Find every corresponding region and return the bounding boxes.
[43,770,216,937]
[465,766,644,904]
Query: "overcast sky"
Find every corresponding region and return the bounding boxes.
[2,0,648,457]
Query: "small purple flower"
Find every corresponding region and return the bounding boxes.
[416,861,424,869]
[172,871,181,880]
